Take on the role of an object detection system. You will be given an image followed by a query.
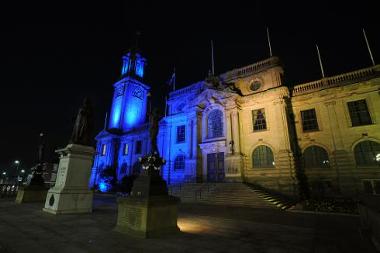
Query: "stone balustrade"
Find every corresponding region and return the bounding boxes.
[169,82,204,99]
[223,57,280,81]
[292,65,380,96]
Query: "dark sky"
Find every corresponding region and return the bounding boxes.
[1,1,379,170]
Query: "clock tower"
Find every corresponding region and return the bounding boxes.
[109,49,150,131]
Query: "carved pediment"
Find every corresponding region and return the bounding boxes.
[189,88,237,108]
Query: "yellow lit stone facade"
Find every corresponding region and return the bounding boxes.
[161,57,380,197]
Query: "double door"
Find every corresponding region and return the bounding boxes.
[207,152,225,182]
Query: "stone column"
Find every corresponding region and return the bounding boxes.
[231,110,240,154]
[324,101,355,194]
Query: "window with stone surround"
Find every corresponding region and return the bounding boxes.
[303,146,330,168]
[207,109,223,138]
[135,141,142,154]
[301,109,319,132]
[252,145,274,168]
[347,99,372,126]
[101,144,107,156]
[176,125,186,143]
[123,143,129,155]
[354,141,380,167]
[174,155,185,170]
[252,109,267,131]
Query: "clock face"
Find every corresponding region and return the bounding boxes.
[250,81,261,91]
[132,87,143,99]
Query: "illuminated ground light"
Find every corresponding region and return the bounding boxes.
[177,218,212,234]
[98,180,111,192]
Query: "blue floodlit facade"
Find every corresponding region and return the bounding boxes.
[90,50,152,189]
[90,48,380,197]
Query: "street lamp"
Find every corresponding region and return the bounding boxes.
[14,160,21,185]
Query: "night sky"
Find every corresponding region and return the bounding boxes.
[1,1,379,170]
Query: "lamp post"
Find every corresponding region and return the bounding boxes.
[14,160,21,185]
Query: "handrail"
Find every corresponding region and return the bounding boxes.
[292,65,380,96]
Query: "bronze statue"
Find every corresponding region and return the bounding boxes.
[69,97,94,146]
[149,108,161,154]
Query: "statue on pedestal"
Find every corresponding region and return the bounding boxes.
[148,107,161,154]
[69,97,94,146]
[29,132,45,186]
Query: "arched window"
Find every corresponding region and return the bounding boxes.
[303,146,330,168]
[354,141,380,166]
[174,155,186,170]
[252,145,274,168]
[207,109,223,138]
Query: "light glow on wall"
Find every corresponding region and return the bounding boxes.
[98,180,110,192]
[109,98,122,129]
[135,59,144,78]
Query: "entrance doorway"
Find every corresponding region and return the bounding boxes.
[207,152,225,182]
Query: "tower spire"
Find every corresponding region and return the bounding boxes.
[134,31,141,51]
[211,40,215,75]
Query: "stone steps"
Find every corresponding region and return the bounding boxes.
[168,183,274,208]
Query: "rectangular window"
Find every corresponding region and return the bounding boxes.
[101,144,107,156]
[347,99,372,126]
[123,143,129,155]
[252,109,267,131]
[135,141,142,154]
[176,125,186,143]
[301,109,319,132]
[362,179,380,195]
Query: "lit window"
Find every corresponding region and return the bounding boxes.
[174,155,186,170]
[123,143,129,155]
[354,141,380,167]
[176,125,186,143]
[301,109,319,132]
[207,109,223,138]
[135,141,142,154]
[101,144,107,156]
[252,145,274,168]
[252,109,267,131]
[362,179,380,195]
[347,99,372,126]
[303,146,330,168]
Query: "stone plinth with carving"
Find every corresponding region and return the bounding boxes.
[43,144,95,214]
[115,153,180,238]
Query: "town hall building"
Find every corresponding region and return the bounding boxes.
[90,48,380,197]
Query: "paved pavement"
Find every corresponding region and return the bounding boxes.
[0,194,376,253]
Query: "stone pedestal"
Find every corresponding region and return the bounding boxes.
[15,185,48,204]
[15,164,48,204]
[115,157,180,238]
[43,144,95,215]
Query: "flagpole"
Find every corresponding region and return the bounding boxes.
[316,44,325,78]
[103,113,108,130]
[164,96,168,117]
[211,40,215,75]
[363,28,375,66]
[173,67,176,91]
[267,27,273,57]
